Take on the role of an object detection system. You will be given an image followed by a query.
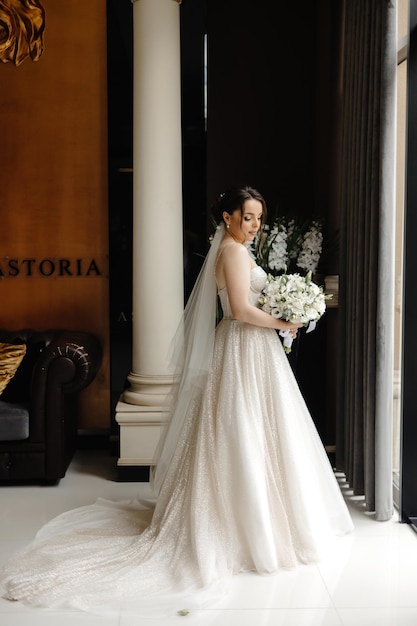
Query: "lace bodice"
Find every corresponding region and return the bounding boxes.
[218,265,267,318]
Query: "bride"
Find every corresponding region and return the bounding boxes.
[0,185,353,614]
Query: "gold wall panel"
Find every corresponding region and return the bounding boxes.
[0,0,110,430]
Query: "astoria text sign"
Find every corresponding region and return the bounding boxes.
[0,257,107,279]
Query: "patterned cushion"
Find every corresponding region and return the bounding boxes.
[0,343,27,396]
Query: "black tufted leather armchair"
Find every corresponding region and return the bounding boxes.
[0,329,102,484]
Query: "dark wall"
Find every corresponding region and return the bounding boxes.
[206,1,316,215]
[205,0,343,444]
[106,0,133,432]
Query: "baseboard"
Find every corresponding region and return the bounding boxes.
[117,464,150,482]
[76,430,112,450]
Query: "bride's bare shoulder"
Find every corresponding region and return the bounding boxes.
[218,241,249,263]
[216,242,249,284]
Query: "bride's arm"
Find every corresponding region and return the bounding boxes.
[222,244,302,332]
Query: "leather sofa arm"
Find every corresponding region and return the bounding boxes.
[27,330,102,445]
[33,330,103,395]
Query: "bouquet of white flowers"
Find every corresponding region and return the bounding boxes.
[259,270,331,353]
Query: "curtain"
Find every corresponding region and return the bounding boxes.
[337,0,397,521]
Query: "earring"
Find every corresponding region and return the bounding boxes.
[226,224,230,229]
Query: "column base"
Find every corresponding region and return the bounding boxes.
[115,397,169,474]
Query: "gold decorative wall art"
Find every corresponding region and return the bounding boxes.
[0,0,45,66]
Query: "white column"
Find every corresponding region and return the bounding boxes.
[115,0,184,469]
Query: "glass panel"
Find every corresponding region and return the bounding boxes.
[393,0,408,504]
[398,0,409,41]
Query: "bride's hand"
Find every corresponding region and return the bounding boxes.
[288,322,303,338]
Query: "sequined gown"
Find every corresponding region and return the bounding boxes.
[0,266,353,613]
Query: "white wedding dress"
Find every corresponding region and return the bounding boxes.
[0,264,353,615]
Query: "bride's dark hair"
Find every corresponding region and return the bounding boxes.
[212,185,267,254]
[213,185,267,222]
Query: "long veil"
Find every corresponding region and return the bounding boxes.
[151,222,225,492]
